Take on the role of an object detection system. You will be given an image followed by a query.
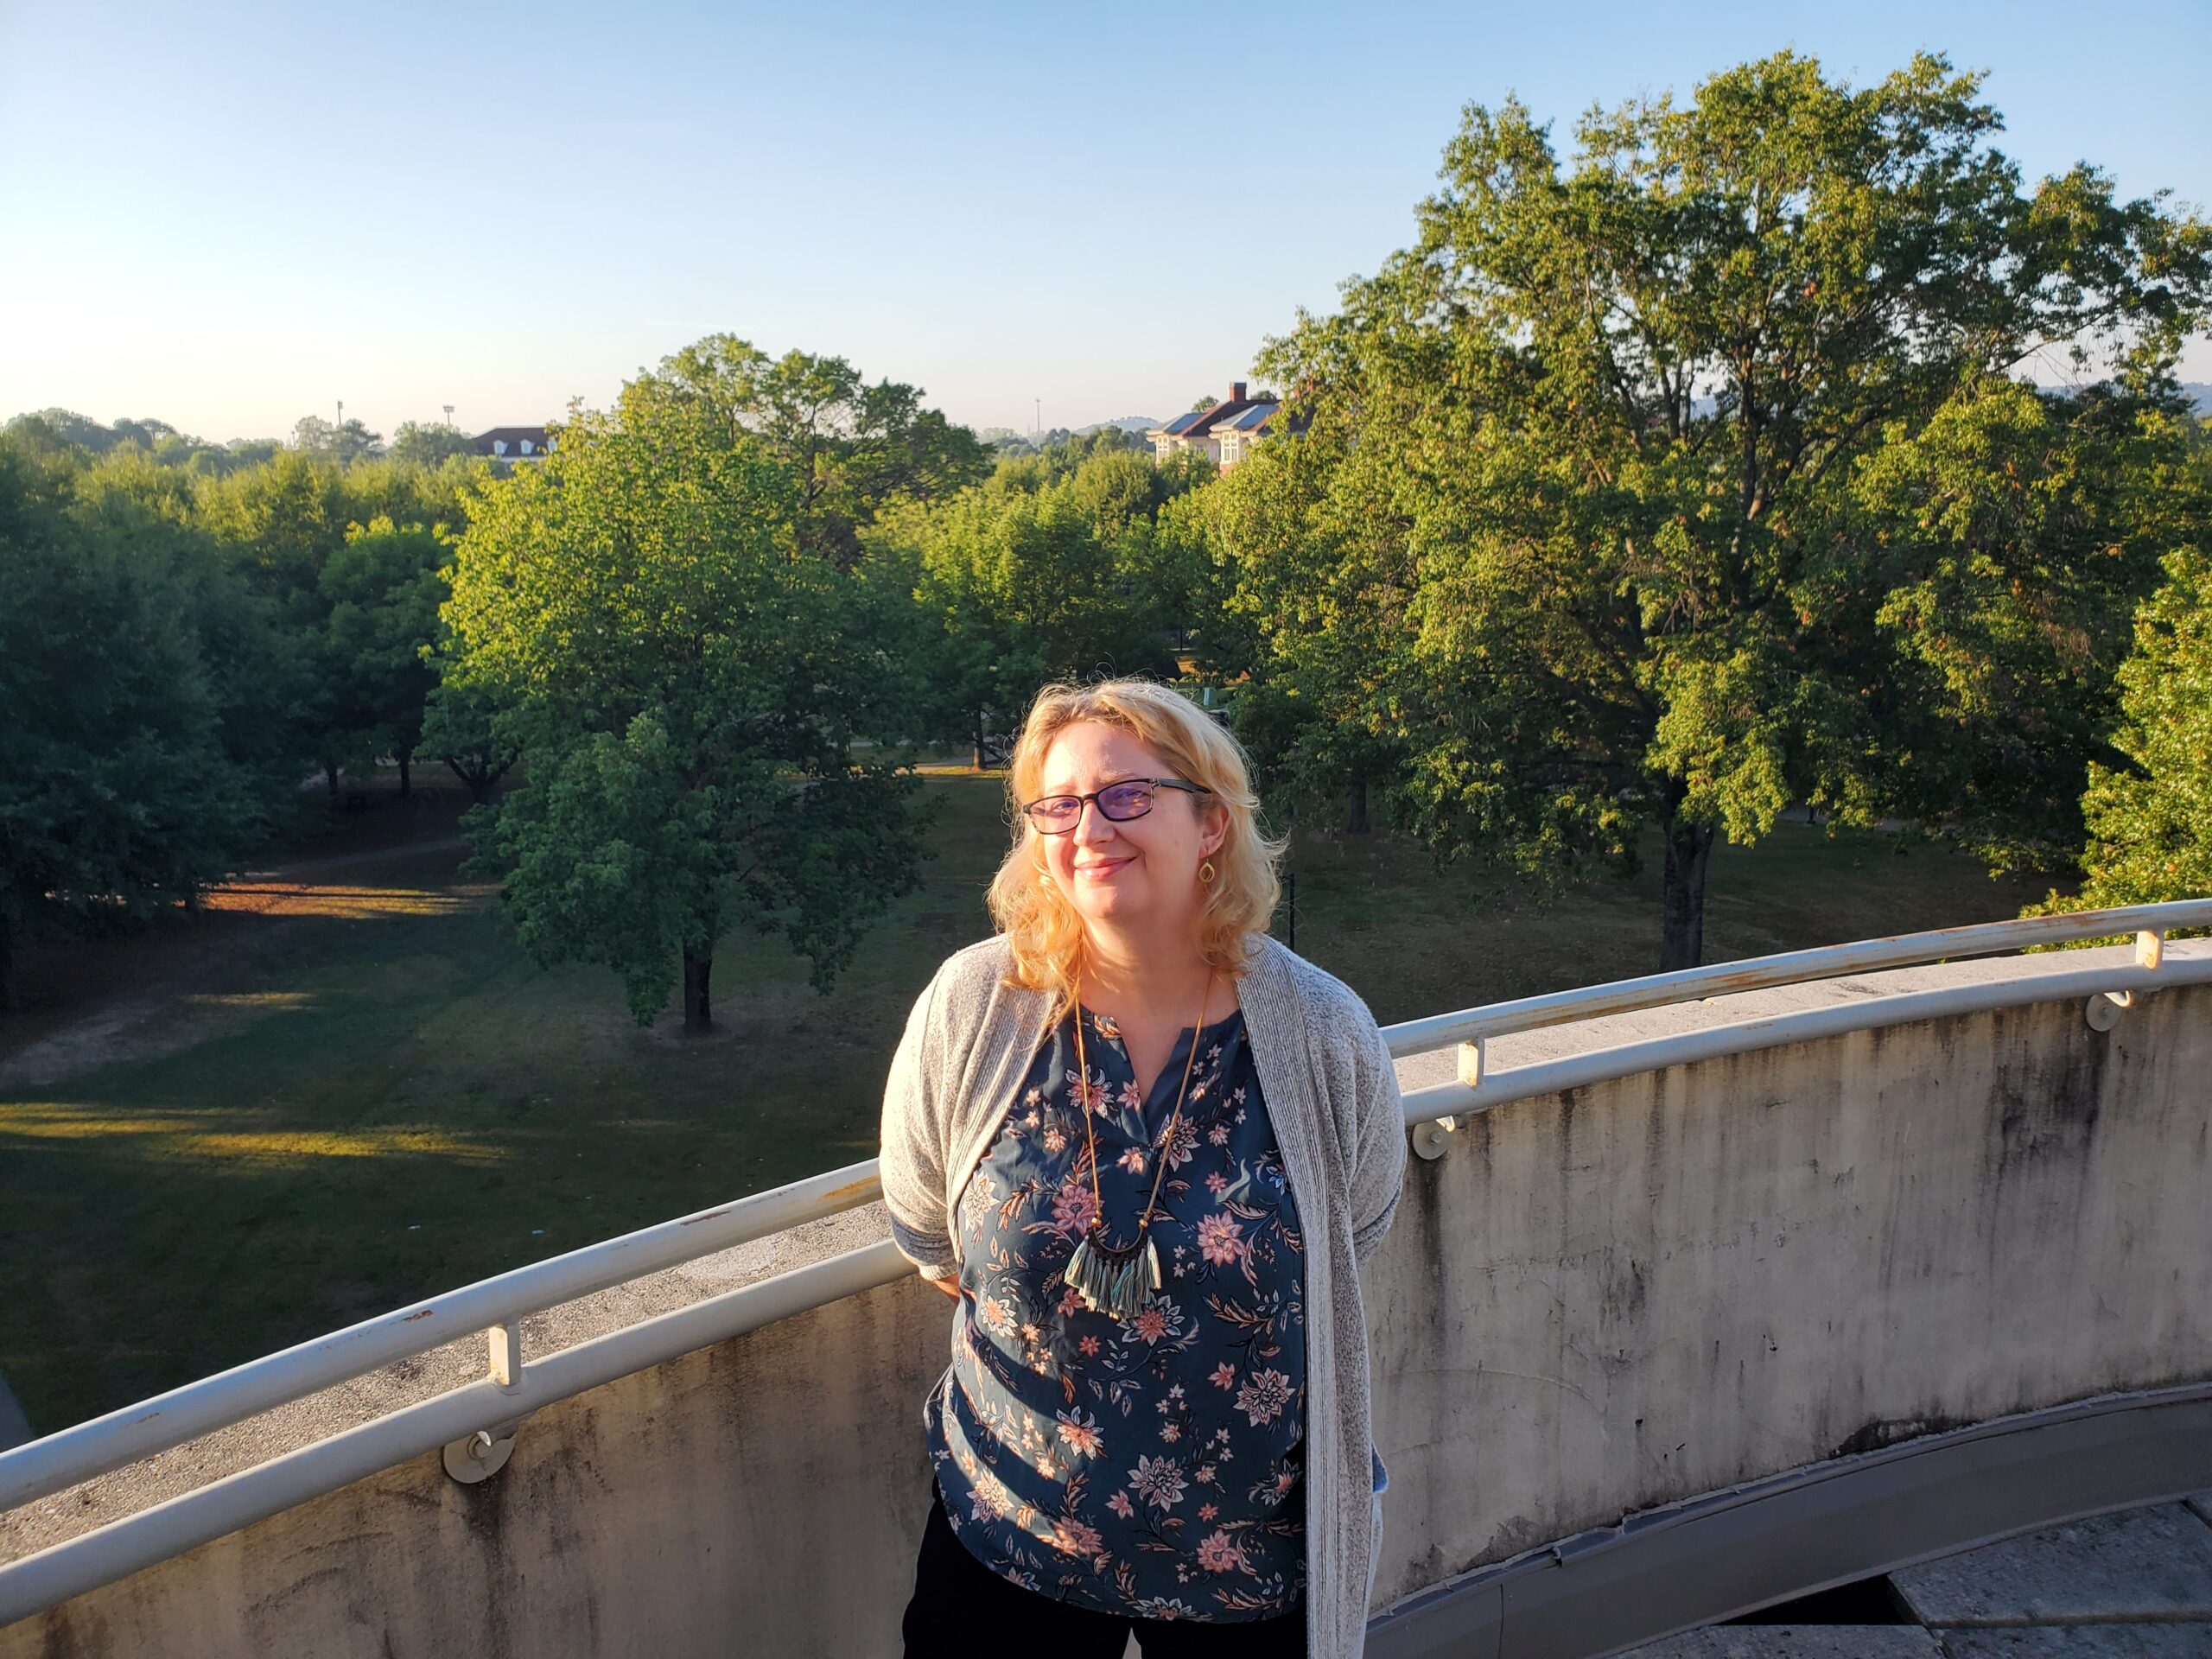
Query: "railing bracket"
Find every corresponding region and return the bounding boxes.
[1415,1039,1488,1160]
[442,1420,522,1485]
[2085,988,2135,1032]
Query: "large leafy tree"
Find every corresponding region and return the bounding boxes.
[1232,50,2212,968]
[319,517,451,797]
[2025,533,2212,927]
[880,442,1207,765]
[1833,379,2208,874]
[387,422,480,468]
[0,445,270,1005]
[418,675,518,805]
[195,451,472,798]
[648,335,991,569]
[443,340,933,1031]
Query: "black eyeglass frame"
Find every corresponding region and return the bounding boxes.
[1020,778,1213,834]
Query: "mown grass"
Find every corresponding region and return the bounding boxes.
[0,775,2050,1432]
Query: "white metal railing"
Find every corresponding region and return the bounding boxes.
[2,897,2208,1628]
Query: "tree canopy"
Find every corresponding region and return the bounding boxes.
[442,339,937,1030]
[1227,48,2212,967]
[2027,531,2212,928]
[0,444,273,1002]
[642,336,993,569]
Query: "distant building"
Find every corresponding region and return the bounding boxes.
[1147,382,1281,471]
[472,426,556,461]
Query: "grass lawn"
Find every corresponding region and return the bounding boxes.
[0,773,2053,1433]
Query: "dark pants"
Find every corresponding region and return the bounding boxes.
[901,1481,1307,1658]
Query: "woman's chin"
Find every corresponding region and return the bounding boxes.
[1074,884,1146,918]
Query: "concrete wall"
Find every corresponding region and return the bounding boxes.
[8,972,2208,1657]
[1368,983,2211,1606]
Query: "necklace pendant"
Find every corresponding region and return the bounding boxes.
[1062,1229,1163,1321]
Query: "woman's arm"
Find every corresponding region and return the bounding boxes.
[1350,1012,1408,1268]
[879,965,963,1281]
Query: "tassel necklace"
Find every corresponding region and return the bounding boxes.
[1061,968,1215,1321]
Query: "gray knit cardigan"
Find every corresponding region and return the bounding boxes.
[878,928,1408,1659]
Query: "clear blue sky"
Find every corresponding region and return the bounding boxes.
[3,1,2206,443]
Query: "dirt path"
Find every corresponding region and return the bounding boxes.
[0,837,475,1093]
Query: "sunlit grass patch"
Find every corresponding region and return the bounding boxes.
[0,1103,508,1166]
[201,882,468,919]
[0,1106,206,1140]
[169,1127,508,1166]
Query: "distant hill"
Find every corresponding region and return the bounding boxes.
[1079,416,1160,435]
[2183,383,2212,416]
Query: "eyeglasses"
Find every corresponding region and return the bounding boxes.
[1020,778,1212,835]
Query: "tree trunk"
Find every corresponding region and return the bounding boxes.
[1660,815,1717,972]
[1345,775,1370,836]
[397,750,412,799]
[972,709,987,772]
[323,760,340,805]
[682,950,714,1034]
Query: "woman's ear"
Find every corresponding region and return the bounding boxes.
[1201,801,1230,859]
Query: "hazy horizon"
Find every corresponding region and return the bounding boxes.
[5,0,2208,444]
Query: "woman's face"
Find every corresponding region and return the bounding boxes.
[1032,721,1225,937]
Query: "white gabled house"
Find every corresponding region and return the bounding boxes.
[1147,381,1282,471]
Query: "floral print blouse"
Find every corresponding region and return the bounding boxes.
[923,1000,1309,1620]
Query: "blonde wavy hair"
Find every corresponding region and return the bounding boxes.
[986,678,1287,1026]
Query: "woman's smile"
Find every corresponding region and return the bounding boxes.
[1076,855,1135,878]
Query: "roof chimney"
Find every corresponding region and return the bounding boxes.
[1230,381,1248,404]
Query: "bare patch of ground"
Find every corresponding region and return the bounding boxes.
[0,839,476,1091]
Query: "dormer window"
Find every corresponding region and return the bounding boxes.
[519,439,534,454]
[493,440,508,456]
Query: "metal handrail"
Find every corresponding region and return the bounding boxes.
[0,1160,883,1513]
[1400,950,2212,1122]
[1381,899,2212,1058]
[1,899,2206,1624]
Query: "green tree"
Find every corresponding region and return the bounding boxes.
[68,448,307,822]
[320,516,450,796]
[645,336,991,569]
[0,445,264,1004]
[880,454,1190,766]
[1236,50,2212,968]
[289,415,385,463]
[443,340,933,1031]
[388,422,480,468]
[2024,541,2212,927]
[419,675,517,804]
[1834,379,2207,874]
[196,450,473,799]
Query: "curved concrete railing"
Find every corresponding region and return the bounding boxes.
[3,913,2209,1656]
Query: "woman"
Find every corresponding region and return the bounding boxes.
[880,678,1406,1659]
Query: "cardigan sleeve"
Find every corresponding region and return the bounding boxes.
[1349,1008,1408,1268]
[878,963,961,1281]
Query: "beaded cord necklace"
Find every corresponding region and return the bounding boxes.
[1060,969,1215,1320]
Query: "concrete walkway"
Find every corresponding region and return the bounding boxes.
[1623,1491,2212,1657]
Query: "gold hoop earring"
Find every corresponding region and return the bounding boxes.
[1198,860,1217,884]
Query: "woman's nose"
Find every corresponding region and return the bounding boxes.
[1072,800,1119,842]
